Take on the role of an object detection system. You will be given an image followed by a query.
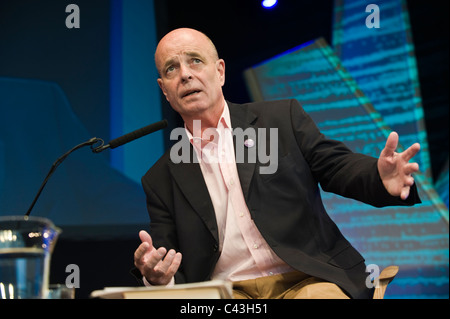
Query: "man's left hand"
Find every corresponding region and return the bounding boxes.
[377,132,421,200]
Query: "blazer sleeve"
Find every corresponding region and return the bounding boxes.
[140,173,187,284]
[288,99,420,207]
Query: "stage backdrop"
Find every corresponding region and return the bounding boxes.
[0,0,163,239]
[244,38,448,298]
[332,0,432,181]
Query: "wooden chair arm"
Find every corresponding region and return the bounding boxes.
[373,265,399,299]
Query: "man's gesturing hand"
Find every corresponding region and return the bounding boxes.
[134,230,182,285]
[377,132,420,200]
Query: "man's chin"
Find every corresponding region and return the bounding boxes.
[178,100,208,114]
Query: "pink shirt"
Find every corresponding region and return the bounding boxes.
[186,101,294,282]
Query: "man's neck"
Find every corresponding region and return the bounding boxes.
[184,100,226,137]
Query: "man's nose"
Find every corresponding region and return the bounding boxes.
[180,64,193,82]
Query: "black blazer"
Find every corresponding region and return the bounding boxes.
[140,99,420,299]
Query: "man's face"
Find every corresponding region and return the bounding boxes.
[155,29,225,121]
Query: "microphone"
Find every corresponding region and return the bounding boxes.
[25,119,168,216]
[92,119,168,153]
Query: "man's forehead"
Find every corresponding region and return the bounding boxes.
[159,30,207,51]
[157,42,211,66]
[160,49,204,66]
[155,29,216,68]
[165,50,203,61]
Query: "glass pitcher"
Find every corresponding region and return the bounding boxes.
[0,215,61,299]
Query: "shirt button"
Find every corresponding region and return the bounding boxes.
[239,212,244,217]
[253,244,259,249]
[229,179,234,186]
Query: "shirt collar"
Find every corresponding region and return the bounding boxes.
[184,100,231,148]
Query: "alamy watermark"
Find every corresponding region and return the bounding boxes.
[169,120,279,175]
[65,263,80,288]
[365,264,381,288]
[366,4,380,29]
[65,3,380,29]
[65,4,80,29]
[60,262,383,294]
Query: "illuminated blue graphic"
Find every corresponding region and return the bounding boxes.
[332,0,432,182]
[244,38,449,298]
[435,158,449,208]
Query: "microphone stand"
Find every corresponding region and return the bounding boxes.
[25,137,103,216]
[24,119,168,217]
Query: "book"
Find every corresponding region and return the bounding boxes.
[90,280,233,299]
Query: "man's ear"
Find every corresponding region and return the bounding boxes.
[157,78,169,101]
[217,59,225,86]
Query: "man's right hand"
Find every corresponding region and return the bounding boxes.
[134,230,182,285]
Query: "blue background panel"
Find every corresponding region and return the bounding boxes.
[244,38,448,298]
[0,0,164,239]
[333,0,431,181]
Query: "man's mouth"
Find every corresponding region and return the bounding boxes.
[182,90,201,98]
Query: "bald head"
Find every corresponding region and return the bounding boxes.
[153,28,226,128]
[155,28,219,77]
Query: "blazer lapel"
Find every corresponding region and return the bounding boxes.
[168,142,219,243]
[166,102,258,241]
[228,102,258,202]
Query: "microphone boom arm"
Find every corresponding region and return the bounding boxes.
[25,119,168,217]
[25,137,101,216]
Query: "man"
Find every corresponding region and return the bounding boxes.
[133,28,421,299]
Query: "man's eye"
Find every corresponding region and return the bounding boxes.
[166,66,175,73]
[193,58,202,64]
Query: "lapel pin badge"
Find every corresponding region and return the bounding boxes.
[244,139,255,148]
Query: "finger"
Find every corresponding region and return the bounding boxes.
[400,187,410,200]
[155,249,177,274]
[139,230,153,246]
[381,132,399,157]
[145,246,167,270]
[166,252,182,277]
[401,143,421,162]
[404,162,419,175]
[146,252,182,285]
[404,175,415,187]
[134,241,150,264]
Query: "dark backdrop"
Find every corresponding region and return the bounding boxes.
[156,0,448,181]
[0,0,446,298]
[57,0,449,299]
